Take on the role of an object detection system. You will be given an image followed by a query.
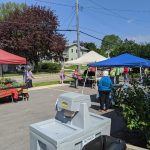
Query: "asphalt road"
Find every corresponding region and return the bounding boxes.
[0,85,97,150]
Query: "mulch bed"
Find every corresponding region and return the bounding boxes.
[112,129,147,148]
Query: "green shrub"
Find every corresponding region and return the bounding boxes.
[64,65,88,71]
[39,62,61,73]
[112,82,150,148]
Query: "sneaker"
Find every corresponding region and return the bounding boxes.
[99,109,105,112]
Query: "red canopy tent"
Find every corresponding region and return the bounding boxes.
[0,49,26,64]
[0,49,27,99]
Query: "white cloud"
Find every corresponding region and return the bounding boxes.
[127,35,150,43]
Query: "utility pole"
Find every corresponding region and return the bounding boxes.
[76,0,80,59]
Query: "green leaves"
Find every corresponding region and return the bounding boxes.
[0,2,26,21]
[0,4,66,64]
[100,34,150,60]
[38,62,61,73]
[112,82,150,148]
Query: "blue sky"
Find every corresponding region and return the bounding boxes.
[1,0,150,46]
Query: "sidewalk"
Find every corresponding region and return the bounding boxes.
[8,73,72,83]
[29,83,69,91]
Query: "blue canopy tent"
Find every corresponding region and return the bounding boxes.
[88,53,150,68]
[87,53,150,85]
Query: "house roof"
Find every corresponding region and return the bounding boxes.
[66,43,89,51]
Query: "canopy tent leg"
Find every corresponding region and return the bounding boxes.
[1,64,3,77]
[140,67,142,83]
[82,69,89,94]
[95,67,98,90]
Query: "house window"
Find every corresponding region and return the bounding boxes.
[82,52,84,55]
[76,49,77,53]
[71,49,73,53]
[71,58,73,60]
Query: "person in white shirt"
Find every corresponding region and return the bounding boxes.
[26,67,35,88]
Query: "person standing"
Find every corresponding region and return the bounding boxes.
[98,71,112,112]
[21,66,27,83]
[123,67,129,83]
[59,69,65,84]
[26,67,35,88]
[72,69,81,88]
[115,67,121,84]
[110,68,116,84]
[144,68,149,78]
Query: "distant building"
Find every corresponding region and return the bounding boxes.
[63,43,90,61]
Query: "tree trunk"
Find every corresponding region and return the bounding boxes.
[34,61,39,73]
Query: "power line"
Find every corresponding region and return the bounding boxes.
[0,21,104,42]
[84,6,150,14]
[65,11,76,33]
[0,20,137,46]
[72,25,106,36]
[88,0,129,20]
[82,9,120,34]
[34,0,74,8]
[0,25,119,46]
[84,7,126,22]
[0,20,104,39]
[107,9,150,13]
[61,9,75,25]
[86,7,150,28]
[84,0,150,23]
[79,31,102,41]
[35,0,150,23]
[79,31,120,47]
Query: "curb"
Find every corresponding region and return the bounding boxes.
[29,84,69,91]
[127,144,148,150]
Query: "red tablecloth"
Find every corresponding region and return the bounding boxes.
[0,88,18,99]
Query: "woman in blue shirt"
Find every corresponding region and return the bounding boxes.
[98,71,112,112]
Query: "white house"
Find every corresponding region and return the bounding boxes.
[63,43,90,61]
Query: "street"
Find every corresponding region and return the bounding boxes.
[0,85,97,150]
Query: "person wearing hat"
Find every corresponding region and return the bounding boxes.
[98,70,112,112]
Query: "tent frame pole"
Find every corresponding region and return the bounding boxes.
[140,67,142,83]
[95,67,98,90]
[82,68,89,94]
[1,64,3,77]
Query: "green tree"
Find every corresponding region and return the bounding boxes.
[0,5,66,71]
[100,34,122,53]
[83,42,97,51]
[140,44,150,60]
[0,2,26,21]
[110,39,139,57]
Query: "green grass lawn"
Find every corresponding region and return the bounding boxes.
[3,73,22,77]
[64,65,88,72]
[33,79,73,87]
[3,72,53,77]
[3,65,88,76]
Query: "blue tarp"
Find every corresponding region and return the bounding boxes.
[88,53,150,68]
